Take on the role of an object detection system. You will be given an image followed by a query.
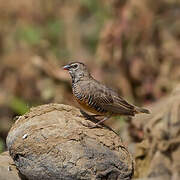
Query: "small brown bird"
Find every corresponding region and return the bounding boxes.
[63,62,149,127]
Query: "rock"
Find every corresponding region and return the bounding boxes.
[6,104,134,180]
[0,151,21,180]
[132,86,180,180]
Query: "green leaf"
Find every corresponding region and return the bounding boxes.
[0,139,4,153]
[9,97,30,115]
[16,25,42,45]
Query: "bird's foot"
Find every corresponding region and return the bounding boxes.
[80,109,101,123]
[79,109,104,128]
[88,123,104,129]
[89,115,113,129]
[80,121,103,128]
[79,109,114,130]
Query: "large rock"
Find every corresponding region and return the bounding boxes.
[6,104,134,180]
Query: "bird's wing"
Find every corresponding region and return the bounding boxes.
[86,81,136,115]
[81,82,114,113]
[102,93,135,116]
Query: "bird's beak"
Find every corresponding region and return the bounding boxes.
[63,64,70,70]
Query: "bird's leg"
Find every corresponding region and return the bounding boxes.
[80,109,113,129]
[90,114,112,128]
[79,109,104,128]
[80,109,102,122]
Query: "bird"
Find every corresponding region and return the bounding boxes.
[63,62,150,128]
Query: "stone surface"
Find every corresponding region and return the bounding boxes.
[6,104,134,180]
[0,151,21,180]
[132,86,180,180]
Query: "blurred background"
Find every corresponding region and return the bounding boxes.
[0,0,180,153]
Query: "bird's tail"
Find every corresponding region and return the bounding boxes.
[134,106,150,114]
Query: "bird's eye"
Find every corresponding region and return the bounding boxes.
[73,64,78,68]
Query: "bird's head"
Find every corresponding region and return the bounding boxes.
[63,62,90,82]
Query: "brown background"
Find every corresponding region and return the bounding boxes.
[0,0,180,155]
